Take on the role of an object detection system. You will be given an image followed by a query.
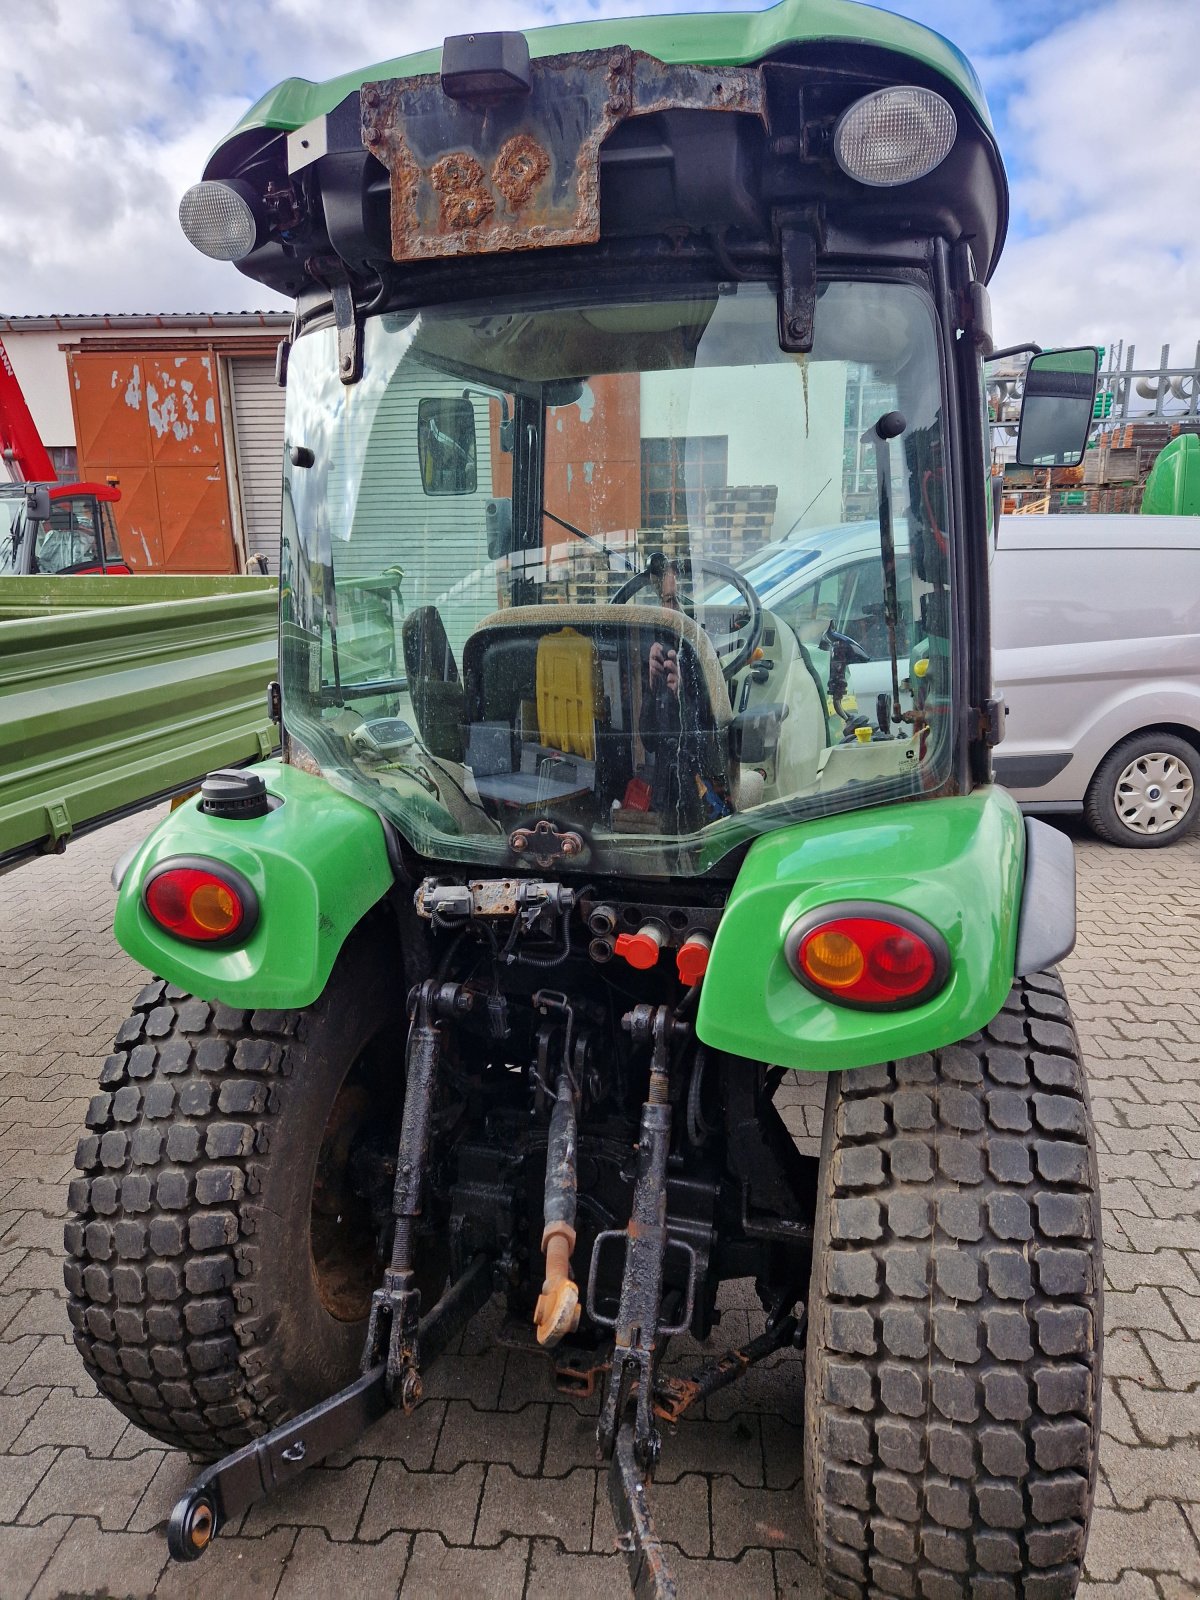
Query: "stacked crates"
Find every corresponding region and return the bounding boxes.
[700,485,779,564]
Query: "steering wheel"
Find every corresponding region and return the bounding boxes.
[610,554,764,679]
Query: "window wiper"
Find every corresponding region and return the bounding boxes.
[541,507,635,571]
[860,411,907,726]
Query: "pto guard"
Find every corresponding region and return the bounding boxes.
[114,761,394,1010]
[697,787,1026,1072]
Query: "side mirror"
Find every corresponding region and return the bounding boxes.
[544,378,584,409]
[24,483,51,523]
[1016,347,1098,468]
[485,497,513,560]
[418,396,477,496]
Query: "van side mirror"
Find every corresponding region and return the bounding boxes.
[418,396,477,495]
[1015,347,1098,468]
[24,483,51,523]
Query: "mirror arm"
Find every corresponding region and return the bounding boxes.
[987,341,1043,365]
[462,386,510,425]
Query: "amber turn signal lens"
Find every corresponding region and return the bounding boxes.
[786,908,947,1008]
[802,930,865,989]
[143,862,256,944]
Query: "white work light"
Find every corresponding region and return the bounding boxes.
[833,86,957,188]
[178,180,260,261]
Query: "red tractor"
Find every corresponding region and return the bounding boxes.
[0,336,128,576]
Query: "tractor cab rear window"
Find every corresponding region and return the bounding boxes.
[280,279,952,877]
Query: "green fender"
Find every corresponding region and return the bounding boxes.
[113,761,394,1009]
[697,786,1026,1072]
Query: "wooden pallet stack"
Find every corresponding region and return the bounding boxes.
[701,485,779,563]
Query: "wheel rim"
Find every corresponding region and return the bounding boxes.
[1114,750,1195,836]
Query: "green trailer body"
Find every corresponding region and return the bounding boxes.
[0,575,277,870]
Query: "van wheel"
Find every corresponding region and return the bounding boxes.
[805,971,1102,1598]
[1084,731,1198,847]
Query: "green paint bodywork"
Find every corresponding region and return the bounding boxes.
[211,0,992,164]
[1141,434,1200,517]
[113,761,394,1010]
[0,576,276,868]
[697,786,1026,1072]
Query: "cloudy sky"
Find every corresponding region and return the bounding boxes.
[1,0,1195,361]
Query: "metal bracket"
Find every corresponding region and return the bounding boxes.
[975,695,1006,747]
[331,277,363,385]
[305,258,364,385]
[775,209,824,353]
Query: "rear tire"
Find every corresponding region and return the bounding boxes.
[805,971,1102,1598]
[1083,730,1198,847]
[64,920,407,1458]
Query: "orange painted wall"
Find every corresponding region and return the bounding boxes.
[487,374,642,548]
[68,349,238,572]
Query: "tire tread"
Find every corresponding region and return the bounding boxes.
[807,970,1102,1596]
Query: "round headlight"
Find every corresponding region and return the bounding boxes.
[178,180,260,262]
[833,86,957,188]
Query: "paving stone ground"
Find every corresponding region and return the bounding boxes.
[0,807,1198,1598]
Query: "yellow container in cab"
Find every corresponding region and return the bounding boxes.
[536,627,600,760]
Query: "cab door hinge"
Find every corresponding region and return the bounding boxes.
[975,697,1006,747]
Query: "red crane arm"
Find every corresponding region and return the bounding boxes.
[0,337,57,484]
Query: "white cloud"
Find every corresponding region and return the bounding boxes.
[976,0,1200,361]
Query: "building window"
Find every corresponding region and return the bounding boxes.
[641,436,728,527]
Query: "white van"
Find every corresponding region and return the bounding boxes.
[726,513,1200,848]
[990,513,1200,847]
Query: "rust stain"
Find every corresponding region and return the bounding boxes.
[492,134,551,211]
[361,49,764,265]
[387,139,420,259]
[429,151,495,232]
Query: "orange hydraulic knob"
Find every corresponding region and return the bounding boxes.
[614,921,666,970]
[676,931,712,985]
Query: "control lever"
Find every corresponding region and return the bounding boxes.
[820,627,870,723]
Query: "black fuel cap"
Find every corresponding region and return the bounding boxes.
[199,768,270,820]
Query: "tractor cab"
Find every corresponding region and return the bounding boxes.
[0,480,127,576]
[178,15,1095,883]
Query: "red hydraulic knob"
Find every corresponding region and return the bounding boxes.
[614,922,665,970]
[676,931,712,985]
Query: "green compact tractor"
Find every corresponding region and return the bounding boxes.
[66,4,1104,1593]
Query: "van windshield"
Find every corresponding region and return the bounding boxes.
[280,278,953,878]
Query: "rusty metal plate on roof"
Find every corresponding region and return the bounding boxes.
[360,48,764,263]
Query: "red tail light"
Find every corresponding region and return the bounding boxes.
[784,905,948,1009]
[143,859,258,945]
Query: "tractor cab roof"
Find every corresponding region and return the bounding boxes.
[216,0,994,152]
[199,0,1007,299]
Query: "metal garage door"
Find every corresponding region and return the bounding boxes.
[230,357,286,569]
[67,348,238,572]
